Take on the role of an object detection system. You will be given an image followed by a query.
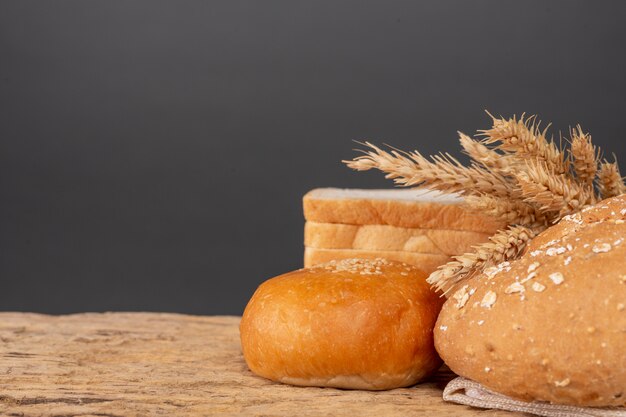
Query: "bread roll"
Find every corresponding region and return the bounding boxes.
[240,258,444,390]
[304,247,450,272]
[303,188,504,232]
[434,194,626,406]
[304,222,492,255]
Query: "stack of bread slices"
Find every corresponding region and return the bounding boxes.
[303,188,505,273]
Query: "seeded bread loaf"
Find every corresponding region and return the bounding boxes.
[434,194,626,406]
[304,247,450,272]
[303,188,505,233]
[240,258,444,390]
[305,222,492,255]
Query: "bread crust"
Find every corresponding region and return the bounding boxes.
[434,194,626,406]
[240,259,444,390]
[305,222,492,255]
[304,247,450,272]
[303,188,504,233]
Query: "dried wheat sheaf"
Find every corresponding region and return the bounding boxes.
[344,113,625,294]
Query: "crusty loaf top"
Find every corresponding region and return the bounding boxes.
[434,194,626,406]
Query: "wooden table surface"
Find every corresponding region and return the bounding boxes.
[0,312,523,416]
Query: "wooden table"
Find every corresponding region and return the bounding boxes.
[0,312,522,416]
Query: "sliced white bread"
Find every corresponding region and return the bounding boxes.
[305,222,492,255]
[303,188,504,233]
[304,247,450,273]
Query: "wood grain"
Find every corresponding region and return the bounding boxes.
[0,312,521,416]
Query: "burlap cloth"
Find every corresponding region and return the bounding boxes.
[443,377,626,417]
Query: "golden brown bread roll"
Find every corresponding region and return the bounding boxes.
[434,194,626,406]
[240,258,444,390]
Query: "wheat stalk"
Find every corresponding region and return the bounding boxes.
[427,225,540,294]
[345,112,622,293]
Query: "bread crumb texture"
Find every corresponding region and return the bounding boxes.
[434,194,626,406]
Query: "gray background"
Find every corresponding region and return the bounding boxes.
[1,1,625,315]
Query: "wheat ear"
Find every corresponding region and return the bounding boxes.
[570,125,598,187]
[598,160,626,198]
[464,194,547,227]
[458,132,513,174]
[344,142,514,198]
[480,114,570,175]
[427,225,540,293]
[516,160,596,220]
